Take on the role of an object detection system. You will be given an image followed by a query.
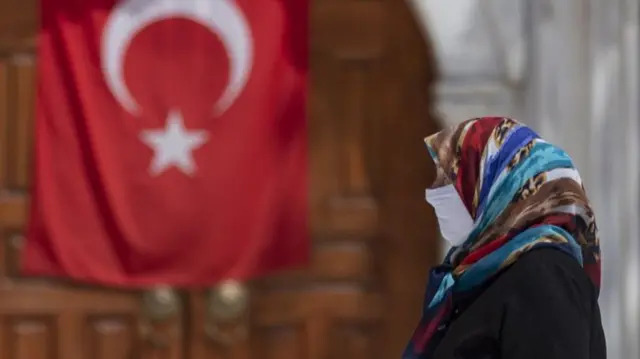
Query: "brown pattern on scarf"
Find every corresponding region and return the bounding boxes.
[470,178,594,252]
[501,234,570,267]
[492,118,517,147]
[516,172,548,201]
[508,140,535,170]
[425,119,477,188]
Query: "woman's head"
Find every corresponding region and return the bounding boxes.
[424,117,600,287]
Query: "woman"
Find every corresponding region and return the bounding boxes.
[404,117,606,358]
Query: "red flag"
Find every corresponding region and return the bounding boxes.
[23,0,308,287]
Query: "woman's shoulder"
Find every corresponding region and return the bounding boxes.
[454,247,598,316]
[503,248,594,287]
[494,247,598,312]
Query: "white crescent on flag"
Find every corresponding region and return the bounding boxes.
[101,0,253,116]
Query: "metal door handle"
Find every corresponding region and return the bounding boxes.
[204,279,250,346]
[139,286,180,349]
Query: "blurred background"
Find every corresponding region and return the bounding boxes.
[0,0,637,359]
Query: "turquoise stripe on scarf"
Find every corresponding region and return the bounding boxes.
[468,142,574,245]
[457,225,583,290]
[428,225,582,308]
[476,126,540,219]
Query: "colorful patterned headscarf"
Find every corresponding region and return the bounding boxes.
[403,117,601,358]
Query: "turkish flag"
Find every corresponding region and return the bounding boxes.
[22,0,309,287]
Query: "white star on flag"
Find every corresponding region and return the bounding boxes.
[140,110,208,176]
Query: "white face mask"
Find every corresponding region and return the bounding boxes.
[425,184,475,247]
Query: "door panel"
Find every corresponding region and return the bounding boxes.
[188,0,441,358]
[0,288,148,359]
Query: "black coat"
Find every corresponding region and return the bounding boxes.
[431,248,606,359]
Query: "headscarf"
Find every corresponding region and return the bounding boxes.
[403,117,601,358]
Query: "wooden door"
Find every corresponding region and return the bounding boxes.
[0,0,441,358]
[188,0,441,358]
